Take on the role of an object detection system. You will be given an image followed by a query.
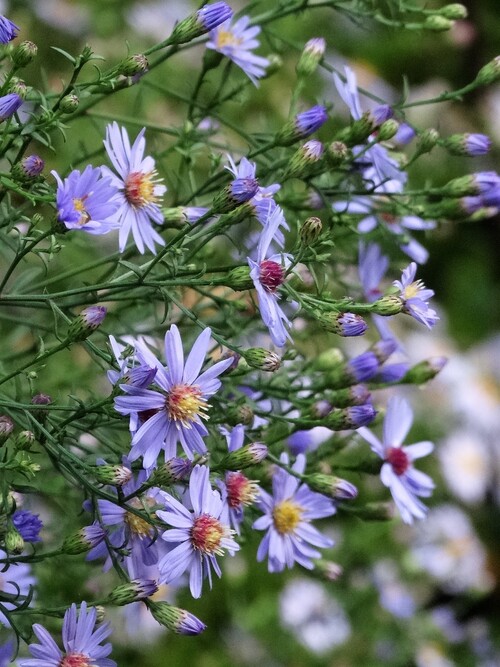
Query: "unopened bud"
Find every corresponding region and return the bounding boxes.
[275,105,328,146]
[5,527,24,554]
[401,356,447,384]
[31,393,52,424]
[326,140,349,166]
[59,93,79,114]
[107,579,158,605]
[474,56,500,86]
[371,295,404,316]
[305,473,358,500]
[300,216,323,245]
[315,310,368,337]
[12,40,37,68]
[415,128,439,156]
[225,403,254,427]
[314,560,343,581]
[212,178,259,214]
[424,15,453,31]
[118,54,148,77]
[324,404,376,430]
[11,155,45,183]
[439,3,467,19]
[244,348,281,371]
[169,2,233,45]
[93,464,132,486]
[62,524,106,555]
[284,140,324,179]
[219,442,268,470]
[312,347,345,371]
[150,458,193,486]
[9,79,27,99]
[377,119,399,141]
[296,37,326,77]
[443,133,491,157]
[68,305,107,341]
[14,430,36,451]
[226,265,253,290]
[328,384,371,408]
[0,415,14,444]
[148,601,206,635]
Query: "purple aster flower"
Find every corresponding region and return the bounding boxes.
[0,640,13,667]
[295,105,328,138]
[19,601,116,667]
[52,165,120,235]
[12,510,42,542]
[393,262,439,329]
[253,453,336,573]
[0,552,36,626]
[207,15,270,86]
[0,93,23,121]
[156,465,239,598]
[20,155,45,178]
[114,325,233,467]
[197,2,233,32]
[335,312,368,336]
[102,122,167,254]
[444,132,491,156]
[248,205,293,347]
[357,396,434,524]
[0,15,19,43]
[287,427,334,456]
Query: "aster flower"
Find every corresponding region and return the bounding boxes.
[52,166,120,235]
[248,205,293,347]
[0,92,23,121]
[207,15,270,86]
[393,262,439,329]
[12,510,42,542]
[0,15,19,43]
[357,396,434,524]
[102,122,167,254]
[156,465,239,598]
[114,325,233,467]
[0,640,13,667]
[253,453,336,572]
[19,601,116,667]
[0,553,36,626]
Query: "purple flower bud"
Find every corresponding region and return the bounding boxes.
[377,362,409,383]
[197,2,233,31]
[295,105,328,137]
[68,306,107,341]
[444,132,491,157]
[393,122,416,146]
[12,510,42,542]
[347,351,379,382]
[371,104,393,126]
[148,601,206,635]
[108,579,159,605]
[0,15,19,43]
[0,93,23,121]
[337,313,368,337]
[21,155,45,177]
[230,177,259,203]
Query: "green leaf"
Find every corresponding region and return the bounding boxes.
[50,47,77,65]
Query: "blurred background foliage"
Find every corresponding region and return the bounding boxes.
[2,1,500,665]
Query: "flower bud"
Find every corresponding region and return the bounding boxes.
[314,559,343,581]
[441,172,500,197]
[61,524,106,555]
[305,473,358,500]
[296,37,326,77]
[225,265,253,290]
[59,93,79,114]
[401,356,447,384]
[315,311,368,337]
[31,393,52,424]
[11,40,38,68]
[225,403,254,427]
[244,348,281,371]
[326,140,349,166]
[68,306,107,341]
[474,56,500,86]
[414,128,439,156]
[148,601,206,635]
[0,92,23,121]
[377,119,399,141]
[12,509,42,542]
[300,216,323,245]
[439,3,467,19]
[11,155,45,183]
[118,54,149,77]
[169,2,233,45]
[14,430,36,452]
[9,79,27,99]
[324,404,376,430]
[0,16,19,44]
[0,415,14,445]
[284,140,324,179]
[275,105,328,146]
[93,464,133,487]
[107,579,158,605]
[149,458,193,486]
[212,178,259,214]
[370,295,404,316]
[424,15,454,31]
[4,526,24,554]
[443,133,491,157]
[327,384,371,408]
[219,442,268,470]
[312,347,345,371]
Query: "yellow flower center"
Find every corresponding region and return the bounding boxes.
[216,30,243,49]
[125,170,159,208]
[72,197,90,225]
[125,498,155,539]
[272,500,303,535]
[402,279,423,300]
[166,384,208,426]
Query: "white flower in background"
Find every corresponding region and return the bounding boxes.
[438,430,491,504]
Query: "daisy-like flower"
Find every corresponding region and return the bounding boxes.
[19,601,116,667]
[114,325,233,468]
[156,465,239,598]
[0,16,19,43]
[52,166,120,235]
[207,15,270,86]
[248,205,293,347]
[357,396,434,524]
[253,453,336,573]
[393,262,439,329]
[102,122,166,254]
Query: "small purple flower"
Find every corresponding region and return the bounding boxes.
[357,396,434,524]
[393,123,416,146]
[207,15,270,86]
[295,105,328,138]
[197,2,233,32]
[52,165,121,235]
[0,93,23,121]
[102,122,167,254]
[19,601,116,667]
[230,177,259,203]
[248,205,293,347]
[114,325,233,467]
[156,465,239,598]
[253,453,336,572]
[21,155,45,177]
[0,15,19,43]
[445,133,491,156]
[336,312,367,337]
[12,510,42,542]
[393,262,439,329]
[0,640,13,667]
[0,552,36,626]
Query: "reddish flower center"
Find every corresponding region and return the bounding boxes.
[380,211,397,225]
[259,260,285,292]
[386,446,410,475]
[225,472,259,509]
[190,513,226,555]
[166,383,208,426]
[125,171,158,208]
[59,654,91,667]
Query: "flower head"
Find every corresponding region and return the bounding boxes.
[114,325,233,467]
[53,166,120,235]
[157,465,239,598]
[207,15,269,86]
[13,509,42,542]
[0,92,23,121]
[393,262,439,329]
[253,453,336,572]
[19,601,116,667]
[102,122,167,254]
[0,16,19,43]
[357,396,434,523]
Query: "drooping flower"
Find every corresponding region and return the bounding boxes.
[393,262,439,329]
[248,205,293,347]
[357,396,434,524]
[0,15,19,43]
[19,601,116,667]
[253,453,336,572]
[102,122,167,254]
[207,15,270,86]
[156,465,239,598]
[114,325,233,467]
[52,165,121,235]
